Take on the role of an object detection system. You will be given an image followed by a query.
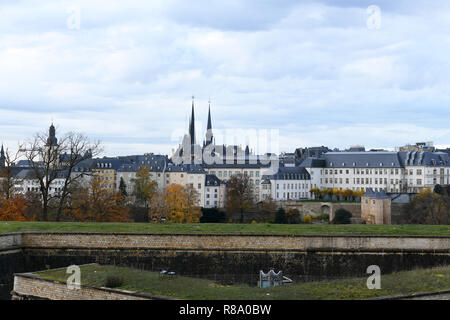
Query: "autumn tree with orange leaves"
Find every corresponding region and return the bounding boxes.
[163,184,201,223]
[70,178,130,222]
[0,195,29,221]
[0,146,31,221]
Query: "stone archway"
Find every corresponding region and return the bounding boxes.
[321,204,331,215]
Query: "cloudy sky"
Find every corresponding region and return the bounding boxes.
[1,0,450,156]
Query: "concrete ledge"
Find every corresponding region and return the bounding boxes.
[7,230,450,238]
[12,270,175,300]
[370,289,450,300]
[20,233,450,252]
[20,246,450,254]
[1,232,449,254]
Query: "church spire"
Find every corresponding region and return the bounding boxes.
[0,144,5,167]
[46,123,58,147]
[207,98,212,131]
[205,97,213,146]
[189,96,196,146]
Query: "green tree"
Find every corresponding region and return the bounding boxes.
[119,177,128,197]
[131,165,158,209]
[332,208,352,224]
[275,207,287,224]
[433,184,444,196]
[402,188,449,225]
[286,208,301,224]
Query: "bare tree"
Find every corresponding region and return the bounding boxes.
[0,147,21,200]
[23,127,102,221]
[225,173,254,223]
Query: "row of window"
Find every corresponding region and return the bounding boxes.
[210,170,260,178]
[276,192,309,200]
[276,183,309,190]
[323,169,401,175]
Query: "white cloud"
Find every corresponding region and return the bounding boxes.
[1,0,450,156]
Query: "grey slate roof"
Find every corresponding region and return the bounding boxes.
[15,160,34,167]
[323,152,402,168]
[264,166,311,180]
[73,158,96,172]
[205,174,223,187]
[14,168,68,179]
[299,157,326,168]
[165,163,206,174]
[303,151,450,169]
[398,151,450,166]
[363,188,390,199]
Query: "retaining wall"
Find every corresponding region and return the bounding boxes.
[11,271,170,300]
[1,232,449,299]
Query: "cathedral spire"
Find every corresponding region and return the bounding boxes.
[207,98,212,131]
[189,96,196,146]
[0,143,5,167]
[205,98,213,146]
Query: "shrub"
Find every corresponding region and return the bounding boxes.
[286,209,301,224]
[274,208,287,224]
[251,220,257,224]
[104,275,124,288]
[332,209,352,224]
[304,215,312,224]
[200,208,226,223]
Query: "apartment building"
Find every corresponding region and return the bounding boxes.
[301,151,450,194]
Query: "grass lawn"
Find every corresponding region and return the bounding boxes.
[1,221,449,236]
[36,263,450,300]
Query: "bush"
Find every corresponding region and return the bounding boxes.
[332,209,352,224]
[304,215,312,224]
[274,208,287,224]
[251,220,257,224]
[200,208,226,223]
[104,275,124,288]
[285,209,301,224]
